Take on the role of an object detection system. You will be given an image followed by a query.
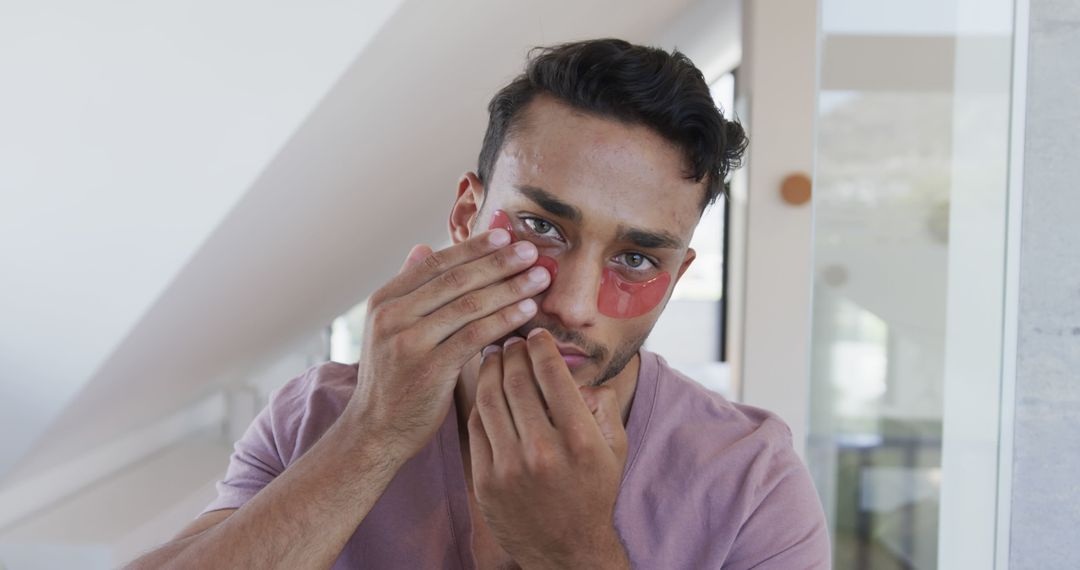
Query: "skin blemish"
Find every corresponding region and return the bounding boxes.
[488,209,669,319]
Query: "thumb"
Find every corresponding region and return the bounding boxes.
[579,385,628,463]
[399,244,433,274]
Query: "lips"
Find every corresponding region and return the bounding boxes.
[555,343,587,357]
[552,343,589,369]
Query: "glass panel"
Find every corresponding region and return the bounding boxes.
[807,1,1015,568]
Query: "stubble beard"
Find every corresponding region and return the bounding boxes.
[511,317,650,388]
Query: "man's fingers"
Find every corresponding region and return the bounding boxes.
[473,348,519,464]
[500,338,555,444]
[373,228,512,305]
[420,265,549,347]
[579,385,629,463]
[523,329,593,428]
[398,244,433,274]
[467,404,494,478]
[430,297,538,371]
[405,239,539,318]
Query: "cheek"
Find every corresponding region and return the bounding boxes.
[597,269,670,319]
[488,209,668,319]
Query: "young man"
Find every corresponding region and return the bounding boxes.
[130,39,829,569]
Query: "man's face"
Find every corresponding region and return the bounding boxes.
[460,95,702,386]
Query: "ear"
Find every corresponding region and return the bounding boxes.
[448,172,486,244]
[674,247,697,283]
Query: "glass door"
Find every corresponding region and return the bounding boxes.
[806,0,1018,567]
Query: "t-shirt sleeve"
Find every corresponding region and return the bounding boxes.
[199,371,311,515]
[723,425,832,569]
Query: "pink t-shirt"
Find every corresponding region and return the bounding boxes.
[203,349,830,568]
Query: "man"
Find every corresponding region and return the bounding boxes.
[130,38,829,569]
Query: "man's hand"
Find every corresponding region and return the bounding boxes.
[348,229,551,461]
[125,231,552,570]
[467,328,631,570]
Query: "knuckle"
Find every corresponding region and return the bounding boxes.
[506,275,527,297]
[387,331,411,356]
[501,305,524,327]
[496,460,523,482]
[457,292,482,316]
[439,267,464,290]
[472,234,493,253]
[526,440,554,471]
[490,249,511,270]
[475,391,502,414]
[458,322,485,348]
[538,356,565,379]
[423,251,445,272]
[565,425,593,452]
[503,372,532,394]
[468,408,483,430]
[366,289,386,310]
[369,305,394,334]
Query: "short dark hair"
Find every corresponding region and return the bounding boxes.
[477,38,747,210]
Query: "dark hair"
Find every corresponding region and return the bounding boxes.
[477,38,747,210]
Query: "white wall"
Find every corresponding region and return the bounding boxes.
[0,0,405,481]
[735,0,818,457]
[1008,0,1080,567]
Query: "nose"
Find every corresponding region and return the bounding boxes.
[536,251,600,330]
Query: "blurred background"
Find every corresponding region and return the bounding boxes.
[2,0,1077,568]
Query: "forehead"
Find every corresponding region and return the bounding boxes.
[489,95,703,238]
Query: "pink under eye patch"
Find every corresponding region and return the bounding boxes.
[597,268,671,319]
[487,210,670,319]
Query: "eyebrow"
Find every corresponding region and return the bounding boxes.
[616,226,684,250]
[514,185,583,223]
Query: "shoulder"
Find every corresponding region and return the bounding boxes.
[200,361,359,515]
[272,360,358,411]
[645,351,797,468]
[263,360,358,465]
[639,352,830,567]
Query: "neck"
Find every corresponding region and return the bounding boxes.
[453,350,641,443]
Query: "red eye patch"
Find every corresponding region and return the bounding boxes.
[597,268,671,319]
[487,209,669,319]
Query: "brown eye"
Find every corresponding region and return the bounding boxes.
[621,253,656,270]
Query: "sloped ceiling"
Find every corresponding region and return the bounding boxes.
[0,0,406,480]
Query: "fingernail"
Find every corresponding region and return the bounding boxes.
[513,241,537,260]
[517,298,536,314]
[482,344,501,357]
[527,266,549,283]
[527,327,545,339]
[489,229,511,246]
[504,336,525,348]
